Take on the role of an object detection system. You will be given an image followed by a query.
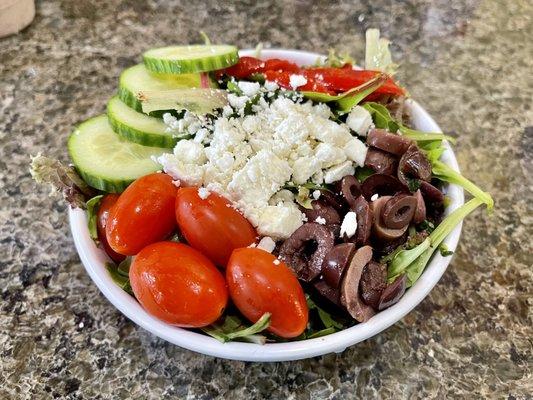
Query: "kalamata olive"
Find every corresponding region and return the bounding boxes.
[382,194,417,229]
[340,245,375,322]
[319,190,346,212]
[351,195,372,246]
[279,222,334,282]
[359,261,387,309]
[398,144,432,186]
[370,196,409,241]
[338,175,362,209]
[377,274,407,310]
[367,129,413,155]
[365,148,398,175]
[314,280,341,306]
[361,174,408,201]
[419,181,444,205]
[413,189,426,224]
[322,243,356,288]
[303,200,341,225]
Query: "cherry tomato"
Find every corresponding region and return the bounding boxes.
[96,194,125,263]
[226,248,308,338]
[106,173,178,255]
[129,241,228,327]
[175,187,257,267]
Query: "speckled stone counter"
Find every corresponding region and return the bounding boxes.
[1,1,531,398]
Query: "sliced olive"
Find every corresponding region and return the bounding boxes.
[365,148,398,175]
[303,200,341,225]
[338,175,361,209]
[382,194,417,229]
[352,195,372,246]
[367,129,413,155]
[359,261,387,309]
[378,274,407,310]
[398,144,432,186]
[370,196,409,241]
[279,222,334,282]
[322,243,356,288]
[419,181,444,205]
[413,189,426,224]
[361,173,408,201]
[314,279,341,306]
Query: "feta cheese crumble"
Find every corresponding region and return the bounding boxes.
[340,211,358,238]
[158,86,370,239]
[371,193,379,201]
[315,216,327,225]
[289,74,307,89]
[346,106,374,136]
[257,236,276,253]
[273,259,281,265]
[198,187,210,200]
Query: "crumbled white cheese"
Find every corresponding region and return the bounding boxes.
[312,190,321,200]
[344,137,368,167]
[289,74,307,89]
[324,161,355,184]
[237,81,261,97]
[371,193,379,201]
[257,236,276,253]
[157,96,370,239]
[346,106,374,136]
[198,187,210,200]
[340,211,358,238]
[273,259,281,265]
[315,216,326,225]
[264,80,279,92]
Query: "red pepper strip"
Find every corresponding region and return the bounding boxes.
[216,56,265,79]
[263,58,300,73]
[263,70,334,94]
[304,67,405,96]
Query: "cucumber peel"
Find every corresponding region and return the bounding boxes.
[143,44,238,74]
[68,115,167,193]
[107,96,186,148]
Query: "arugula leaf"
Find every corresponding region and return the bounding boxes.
[431,160,494,210]
[307,327,337,339]
[86,195,103,240]
[29,154,95,209]
[302,74,387,113]
[306,296,345,329]
[202,313,271,344]
[105,260,133,295]
[388,198,484,285]
[354,166,375,182]
[362,102,455,144]
[365,29,398,75]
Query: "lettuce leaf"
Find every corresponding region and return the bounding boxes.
[365,29,398,75]
[86,195,103,240]
[202,313,271,344]
[29,154,95,209]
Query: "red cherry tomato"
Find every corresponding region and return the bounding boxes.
[226,248,308,338]
[175,187,257,267]
[106,173,178,256]
[96,194,125,263]
[129,242,228,327]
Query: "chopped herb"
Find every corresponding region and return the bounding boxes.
[406,177,421,192]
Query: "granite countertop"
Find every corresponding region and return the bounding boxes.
[1,0,531,398]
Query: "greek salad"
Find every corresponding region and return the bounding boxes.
[31,30,493,343]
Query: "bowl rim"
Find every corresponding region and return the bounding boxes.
[68,48,465,362]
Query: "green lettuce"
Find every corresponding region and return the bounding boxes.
[365,29,398,75]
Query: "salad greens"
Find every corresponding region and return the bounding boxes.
[29,154,95,209]
[86,195,103,240]
[105,257,133,295]
[202,313,271,344]
[387,198,484,286]
[365,29,398,74]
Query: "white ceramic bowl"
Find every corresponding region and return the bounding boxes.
[69,49,465,362]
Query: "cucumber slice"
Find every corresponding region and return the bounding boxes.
[68,115,168,193]
[107,96,185,148]
[139,88,228,115]
[118,64,209,112]
[143,45,238,74]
